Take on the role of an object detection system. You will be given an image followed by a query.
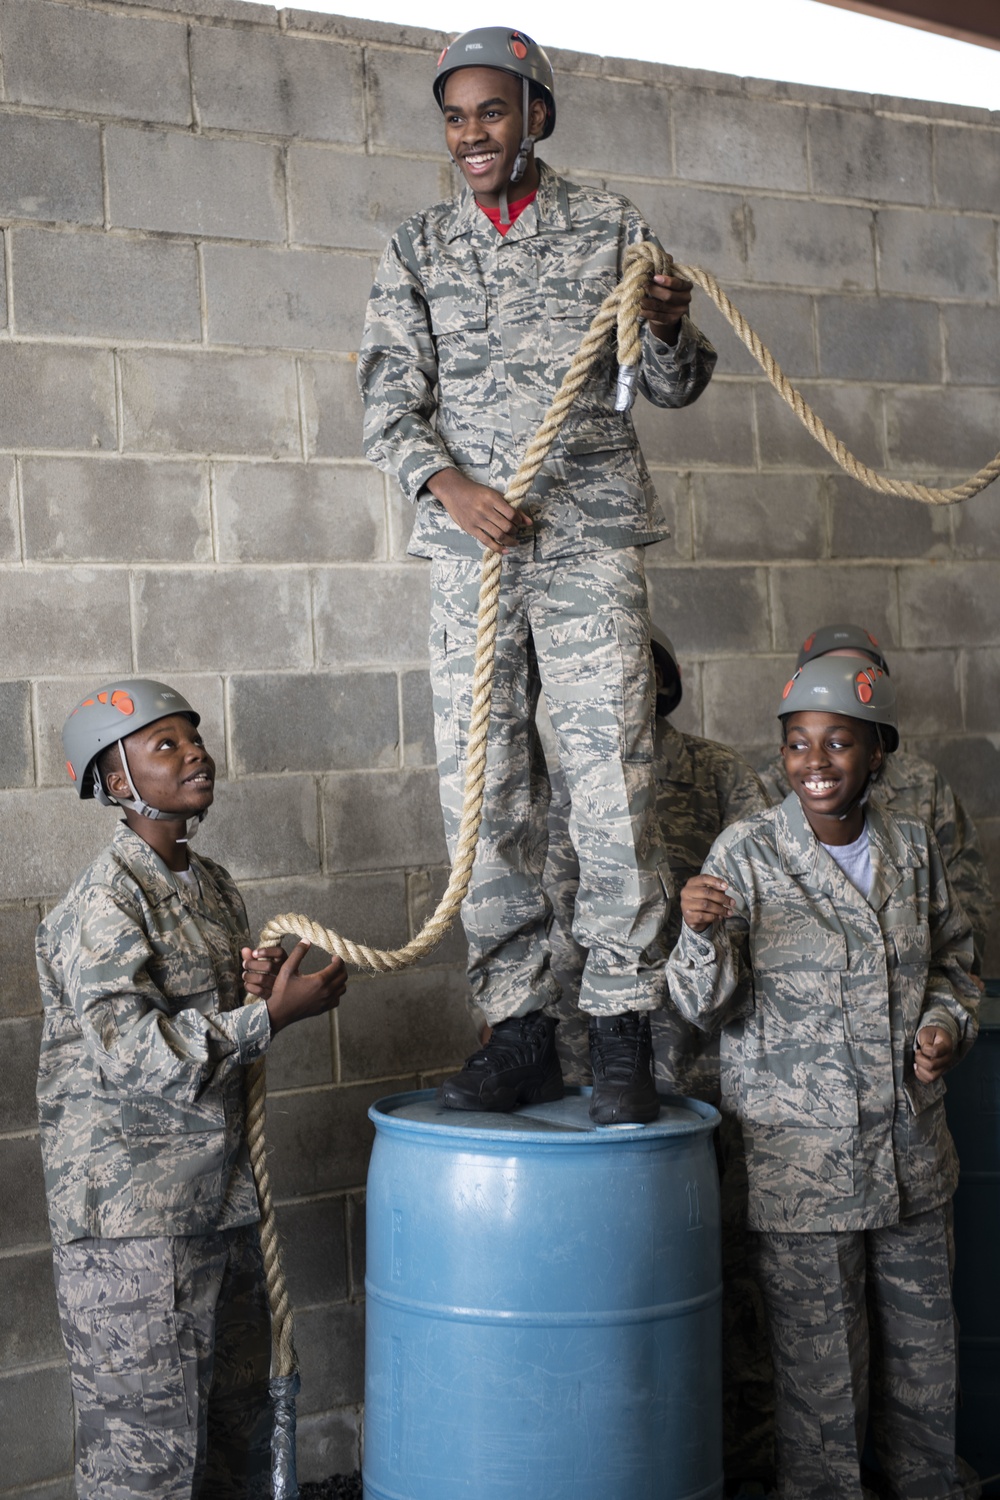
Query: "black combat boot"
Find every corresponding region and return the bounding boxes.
[440,1012,564,1112]
[588,1012,659,1125]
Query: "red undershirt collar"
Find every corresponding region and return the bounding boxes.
[477,189,538,236]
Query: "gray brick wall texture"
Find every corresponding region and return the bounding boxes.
[1,0,998,1488]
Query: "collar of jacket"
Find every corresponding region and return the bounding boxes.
[110,821,212,915]
[656,719,696,785]
[445,159,573,244]
[776,791,920,913]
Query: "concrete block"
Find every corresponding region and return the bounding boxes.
[230,670,399,774]
[215,461,385,565]
[284,9,445,48]
[888,650,963,738]
[770,564,899,653]
[347,1189,365,1296]
[0,789,121,902]
[0,0,190,124]
[134,568,311,671]
[191,27,363,141]
[745,198,875,291]
[0,568,130,679]
[953,483,1000,561]
[322,767,447,872]
[301,359,367,460]
[646,565,770,655]
[933,124,1000,212]
[0,1248,63,1367]
[0,344,116,452]
[701,654,789,754]
[942,304,1000,387]
[0,1015,42,1131]
[0,1133,51,1249]
[827,472,951,561]
[692,470,825,562]
[877,210,996,300]
[808,108,932,205]
[631,380,755,467]
[34,673,227,788]
[0,456,18,561]
[643,470,693,564]
[266,1010,334,1092]
[267,1078,393,1196]
[604,182,746,283]
[295,1301,365,1413]
[195,774,321,883]
[965,649,1000,735]
[0,1362,73,1490]
[239,872,410,956]
[204,245,372,353]
[401,668,434,767]
[673,92,809,193]
[120,351,301,457]
[0,681,32,790]
[693,287,817,380]
[0,113,103,224]
[899,563,1000,650]
[543,72,671,179]
[908,735,1000,822]
[106,127,285,242]
[406,866,474,969]
[12,229,200,343]
[756,380,885,471]
[274,1196,348,1309]
[22,457,211,564]
[816,295,941,384]
[314,565,429,667]
[289,145,447,251]
[0,903,44,1018]
[365,44,452,157]
[296,1407,362,1485]
[338,967,472,1082]
[884,387,1000,474]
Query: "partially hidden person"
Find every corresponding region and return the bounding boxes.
[37,680,347,1500]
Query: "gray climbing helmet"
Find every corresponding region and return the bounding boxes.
[796,622,890,675]
[63,679,202,818]
[778,656,899,752]
[651,624,682,717]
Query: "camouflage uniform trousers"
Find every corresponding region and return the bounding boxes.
[753,1205,960,1500]
[52,1223,271,1499]
[430,544,667,1026]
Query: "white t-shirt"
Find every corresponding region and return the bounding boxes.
[821,821,872,899]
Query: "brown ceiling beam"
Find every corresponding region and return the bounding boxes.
[810,0,1000,51]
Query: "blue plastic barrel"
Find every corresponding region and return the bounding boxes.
[363,1088,722,1500]
[946,986,1000,1496]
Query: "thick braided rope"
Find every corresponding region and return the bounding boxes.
[245,241,1000,1358]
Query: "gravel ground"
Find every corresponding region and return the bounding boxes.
[299,1473,362,1499]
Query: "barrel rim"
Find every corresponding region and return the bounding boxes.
[368,1086,720,1144]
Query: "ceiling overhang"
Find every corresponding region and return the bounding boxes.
[811,0,1000,52]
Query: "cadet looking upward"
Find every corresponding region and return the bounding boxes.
[758,622,994,977]
[668,656,979,1499]
[358,27,716,1125]
[37,681,347,1500]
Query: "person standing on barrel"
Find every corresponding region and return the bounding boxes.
[358,26,716,1124]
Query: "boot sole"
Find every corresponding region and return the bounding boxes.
[589,1093,660,1126]
[440,1071,565,1113]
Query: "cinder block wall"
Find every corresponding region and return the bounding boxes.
[1,0,998,1490]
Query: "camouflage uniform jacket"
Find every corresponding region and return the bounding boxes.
[358,160,717,561]
[36,823,271,1245]
[758,748,994,973]
[666,795,979,1233]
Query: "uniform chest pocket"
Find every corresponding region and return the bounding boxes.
[428,293,488,380]
[888,922,930,969]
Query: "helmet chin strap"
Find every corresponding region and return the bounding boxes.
[500,76,535,227]
[95,740,207,842]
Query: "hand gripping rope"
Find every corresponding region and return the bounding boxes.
[247,240,1000,1492]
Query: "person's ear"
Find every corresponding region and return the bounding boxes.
[528,97,547,139]
[103,766,130,799]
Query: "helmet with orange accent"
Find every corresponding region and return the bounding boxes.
[63,679,201,819]
[778,656,899,753]
[795,622,890,675]
[433,27,556,138]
